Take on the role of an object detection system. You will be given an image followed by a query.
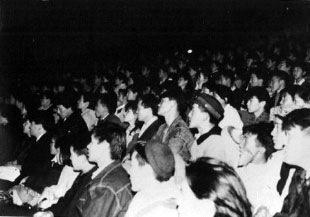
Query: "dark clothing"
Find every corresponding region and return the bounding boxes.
[48,166,97,217]
[15,136,35,165]
[15,133,53,184]
[239,110,270,127]
[153,116,194,162]
[277,163,295,195]
[275,168,310,217]
[97,114,122,128]
[57,112,89,139]
[77,161,132,217]
[127,118,164,153]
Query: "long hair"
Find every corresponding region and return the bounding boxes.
[186,157,252,217]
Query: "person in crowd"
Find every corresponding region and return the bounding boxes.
[272,109,310,217]
[38,91,54,118]
[158,67,173,94]
[92,73,102,96]
[177,157,252,217]
[237,123,282,216]
[34,134,96,217]
[270,86,297,121]
[153,89,194,162]
[127,85,139,101]
[277,58,292,74]
[292,62,307,86]
[212,84,244,129]
[189,93,239,167]
[249,67,267,88]
[76,124,132,217]
[270,71,288,107]
[95,93,122,127]
[77,92,98,131]
[123,100,140,146]
[115,89,128,122]
[178,72,194,101]
[294,85,310,109]
[114,73,128,97]
[126,141,179,217]
[240,87,270,126]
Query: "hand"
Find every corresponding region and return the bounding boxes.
[254,206,271,217]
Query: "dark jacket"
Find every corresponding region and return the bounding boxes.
[57,112,89,139]
[152,116,194,162]
[76,161,132,217]
[97,114,122,128]
[48,166,97,217]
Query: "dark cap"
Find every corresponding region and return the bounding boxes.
[195,93,224,120]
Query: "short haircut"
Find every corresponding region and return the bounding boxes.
[30,111,54,132]
[125,100,138,113]
[220,70,235,83]
[243,122,275,160]
[280,85,299,99]
[161,88,186,116]
[292,61,306,71]
[212,84,232,104]
[41,91,54,103]
[92,124,126,160]
[140,94,159,115]
[127,85,139,95]
[295,85,310,102]
[80,92,95,110]
[71,131,91,156]
[97,93,117,114]
[246,87,270,109]
[186,157,252,217]
[282,108,310,132]
[250,68,267,85]
[271,70,289,85]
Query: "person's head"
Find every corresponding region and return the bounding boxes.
[292,62,306,81]
[77,92,95,111]
[271,115,287,150]
[87,124,126,163]
[279,86,297,109]
[211,85,232,108]
[158,89,186,118]
[240,122,275,166]
[294,86,310,109]
[219,70,235,88]
[22,118,31,137]
[246,87,270,114]
[93,73,102,86]
[127,85,139,101]
[189,93,224,128]
[56,92,78,119]
[128,141,175,192]
[115,73,128,86]
[137,94,159,122]
[178,157,252,217]
[178,72,192,89]
[29,112,54,138]
[124,100,138,124]
[249,68,266,87]
[117,89,128,106]
[269,71,288,94]
[70,132,92,172]
[40,91,54,108]
[282,109,310,167]
[95,93,117,118]
[277,59,292,73]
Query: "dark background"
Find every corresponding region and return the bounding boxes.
[0,0,309,81]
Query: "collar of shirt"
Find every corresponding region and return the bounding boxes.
[36,132,45,142]
[294,78,305,86]
[139,116,158,137]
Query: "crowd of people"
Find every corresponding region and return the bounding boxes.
[0,35,310,217]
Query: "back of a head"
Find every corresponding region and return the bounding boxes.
[186,157,252,217]
[282,108,310,132]
[98,93,117,114]
[140,94,159,116]
[31,111,55,132]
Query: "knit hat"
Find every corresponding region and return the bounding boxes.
[195,93,224,120]
[145,141,175,181]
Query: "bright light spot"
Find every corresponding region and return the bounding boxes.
[187,49,193,54]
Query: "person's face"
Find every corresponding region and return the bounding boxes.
[249,74,261,87]
[293,67,304,80]
[77,95,88,110]
[128,152,149,192]
[284,126,308,166]
[178,77,187,87]
[158,97,173,116]
[127,90,136,101]
[239,133,261,165]
[57,105,70,119]
[247,96,263,113]
[30,121,41,137]
[280,93,294,108]
[270,76,282,93]
[87,135,109,163]
[118,93,126,105]
[95,100,108,118]
[23,120,31,135]
[124,109,136,123]
[41,96,51,108]
[50,138,58,155]
[177,179,216,217]
[271,117,287,150]
[137,101,148,122]
[70,146,84,171]
[220,75,230,87]
[188,103,207,128]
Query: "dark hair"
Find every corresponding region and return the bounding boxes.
[80,92,95,110]
[30,111,55,132]
[220,70,235,83]
[127,85,139,95]
[56,91,78,109]
[186,157,252,217]
[212,85,232,105]
[92,124,126,160]
[243,122,275,160]
[41,91,54,103]
[161,88,186,117]
[97,93,117,114]
[295,86,310,102]
[246,87,270,110]
[249,67,267,86]
[140,94,159,115]
[271,70,289,85]
[125,100,138,113]
[282,108,310,132]
[70,131,91,156]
